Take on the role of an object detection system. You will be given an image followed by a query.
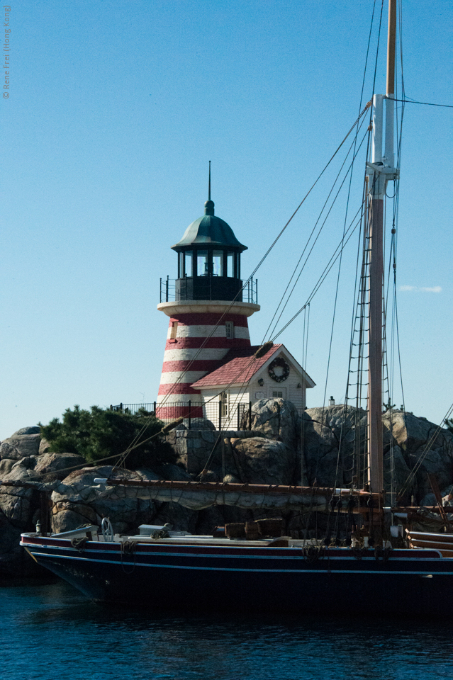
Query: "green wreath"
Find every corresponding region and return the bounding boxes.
[268,357,290,383]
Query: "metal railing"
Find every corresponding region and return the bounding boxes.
[110,401,253,430]
[159,276,258,304]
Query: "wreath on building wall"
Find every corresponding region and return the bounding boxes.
[268,357,290,383]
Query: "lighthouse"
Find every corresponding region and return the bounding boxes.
[156,174,260,422]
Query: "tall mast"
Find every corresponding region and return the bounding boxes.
[366,0,398,493]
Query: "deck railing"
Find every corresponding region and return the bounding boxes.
[159,276,258,304]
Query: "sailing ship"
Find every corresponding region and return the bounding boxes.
[18,0,453,615]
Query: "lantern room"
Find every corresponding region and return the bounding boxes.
[170,196,248,303]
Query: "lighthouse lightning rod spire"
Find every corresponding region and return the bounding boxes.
[208,160,211,201]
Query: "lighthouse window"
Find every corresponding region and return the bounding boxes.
[170,321,178,339]
[225,321,234,339]
[185,251,193,277]
[227,252,234,277]
[197,251,208,277]
[221,392,228,417]
[212,250,223,277]
[178,253,183,278]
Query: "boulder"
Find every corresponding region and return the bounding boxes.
[38,438,51,455]
[13,426,41,436]
[50,465,140,534]
[33,452,86,480]
[228,437,296,486]
[0,459,15,476]
[0,433,41,461]
[1,458,41,483]
[0,486,34,527]
[50,502,99,534]
[243,399,300,451]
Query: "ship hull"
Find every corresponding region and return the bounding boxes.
[21,534,453,616]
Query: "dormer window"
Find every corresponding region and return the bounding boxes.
[225,321,234,339]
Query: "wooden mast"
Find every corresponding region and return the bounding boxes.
[367,0,397,494]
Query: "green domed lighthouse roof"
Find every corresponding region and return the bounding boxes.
[171,199,247,252]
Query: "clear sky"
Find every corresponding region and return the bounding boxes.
[1,0,452,439]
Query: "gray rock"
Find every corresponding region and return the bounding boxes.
[51,503,99,534]
[186,418,216,431]
[13,426,41,436]
[33,452,86,480]
[229,437,296,486]
[2,459,41,483]
[223,474,240,484]
[159,463,193,482]
[38,438,51,455]
[0,434,41,460]
[199,469,219,482]
[0,459,15,476]
[0,487,34,527]
[243,399,300,452]
[135,467,162,481]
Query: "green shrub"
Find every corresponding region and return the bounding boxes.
[39,405,176,469]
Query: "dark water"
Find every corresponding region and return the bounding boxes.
[2,580,453,680]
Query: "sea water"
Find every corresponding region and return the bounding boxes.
[2,580,453,680]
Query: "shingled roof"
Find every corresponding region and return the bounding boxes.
[191,344,283,389]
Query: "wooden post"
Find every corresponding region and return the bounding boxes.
[218,399,222,431]
[248,402,252,430]
[188,400,192,430]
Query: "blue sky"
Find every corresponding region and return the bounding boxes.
[1,0,452,439]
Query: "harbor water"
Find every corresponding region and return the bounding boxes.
[2,579,453,680]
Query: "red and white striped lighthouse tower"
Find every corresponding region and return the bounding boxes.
[156,172,259,421]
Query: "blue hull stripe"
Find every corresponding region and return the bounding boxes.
[29,550,453,576]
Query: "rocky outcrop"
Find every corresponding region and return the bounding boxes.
[247,401,453,501]
[0,428,88,576]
